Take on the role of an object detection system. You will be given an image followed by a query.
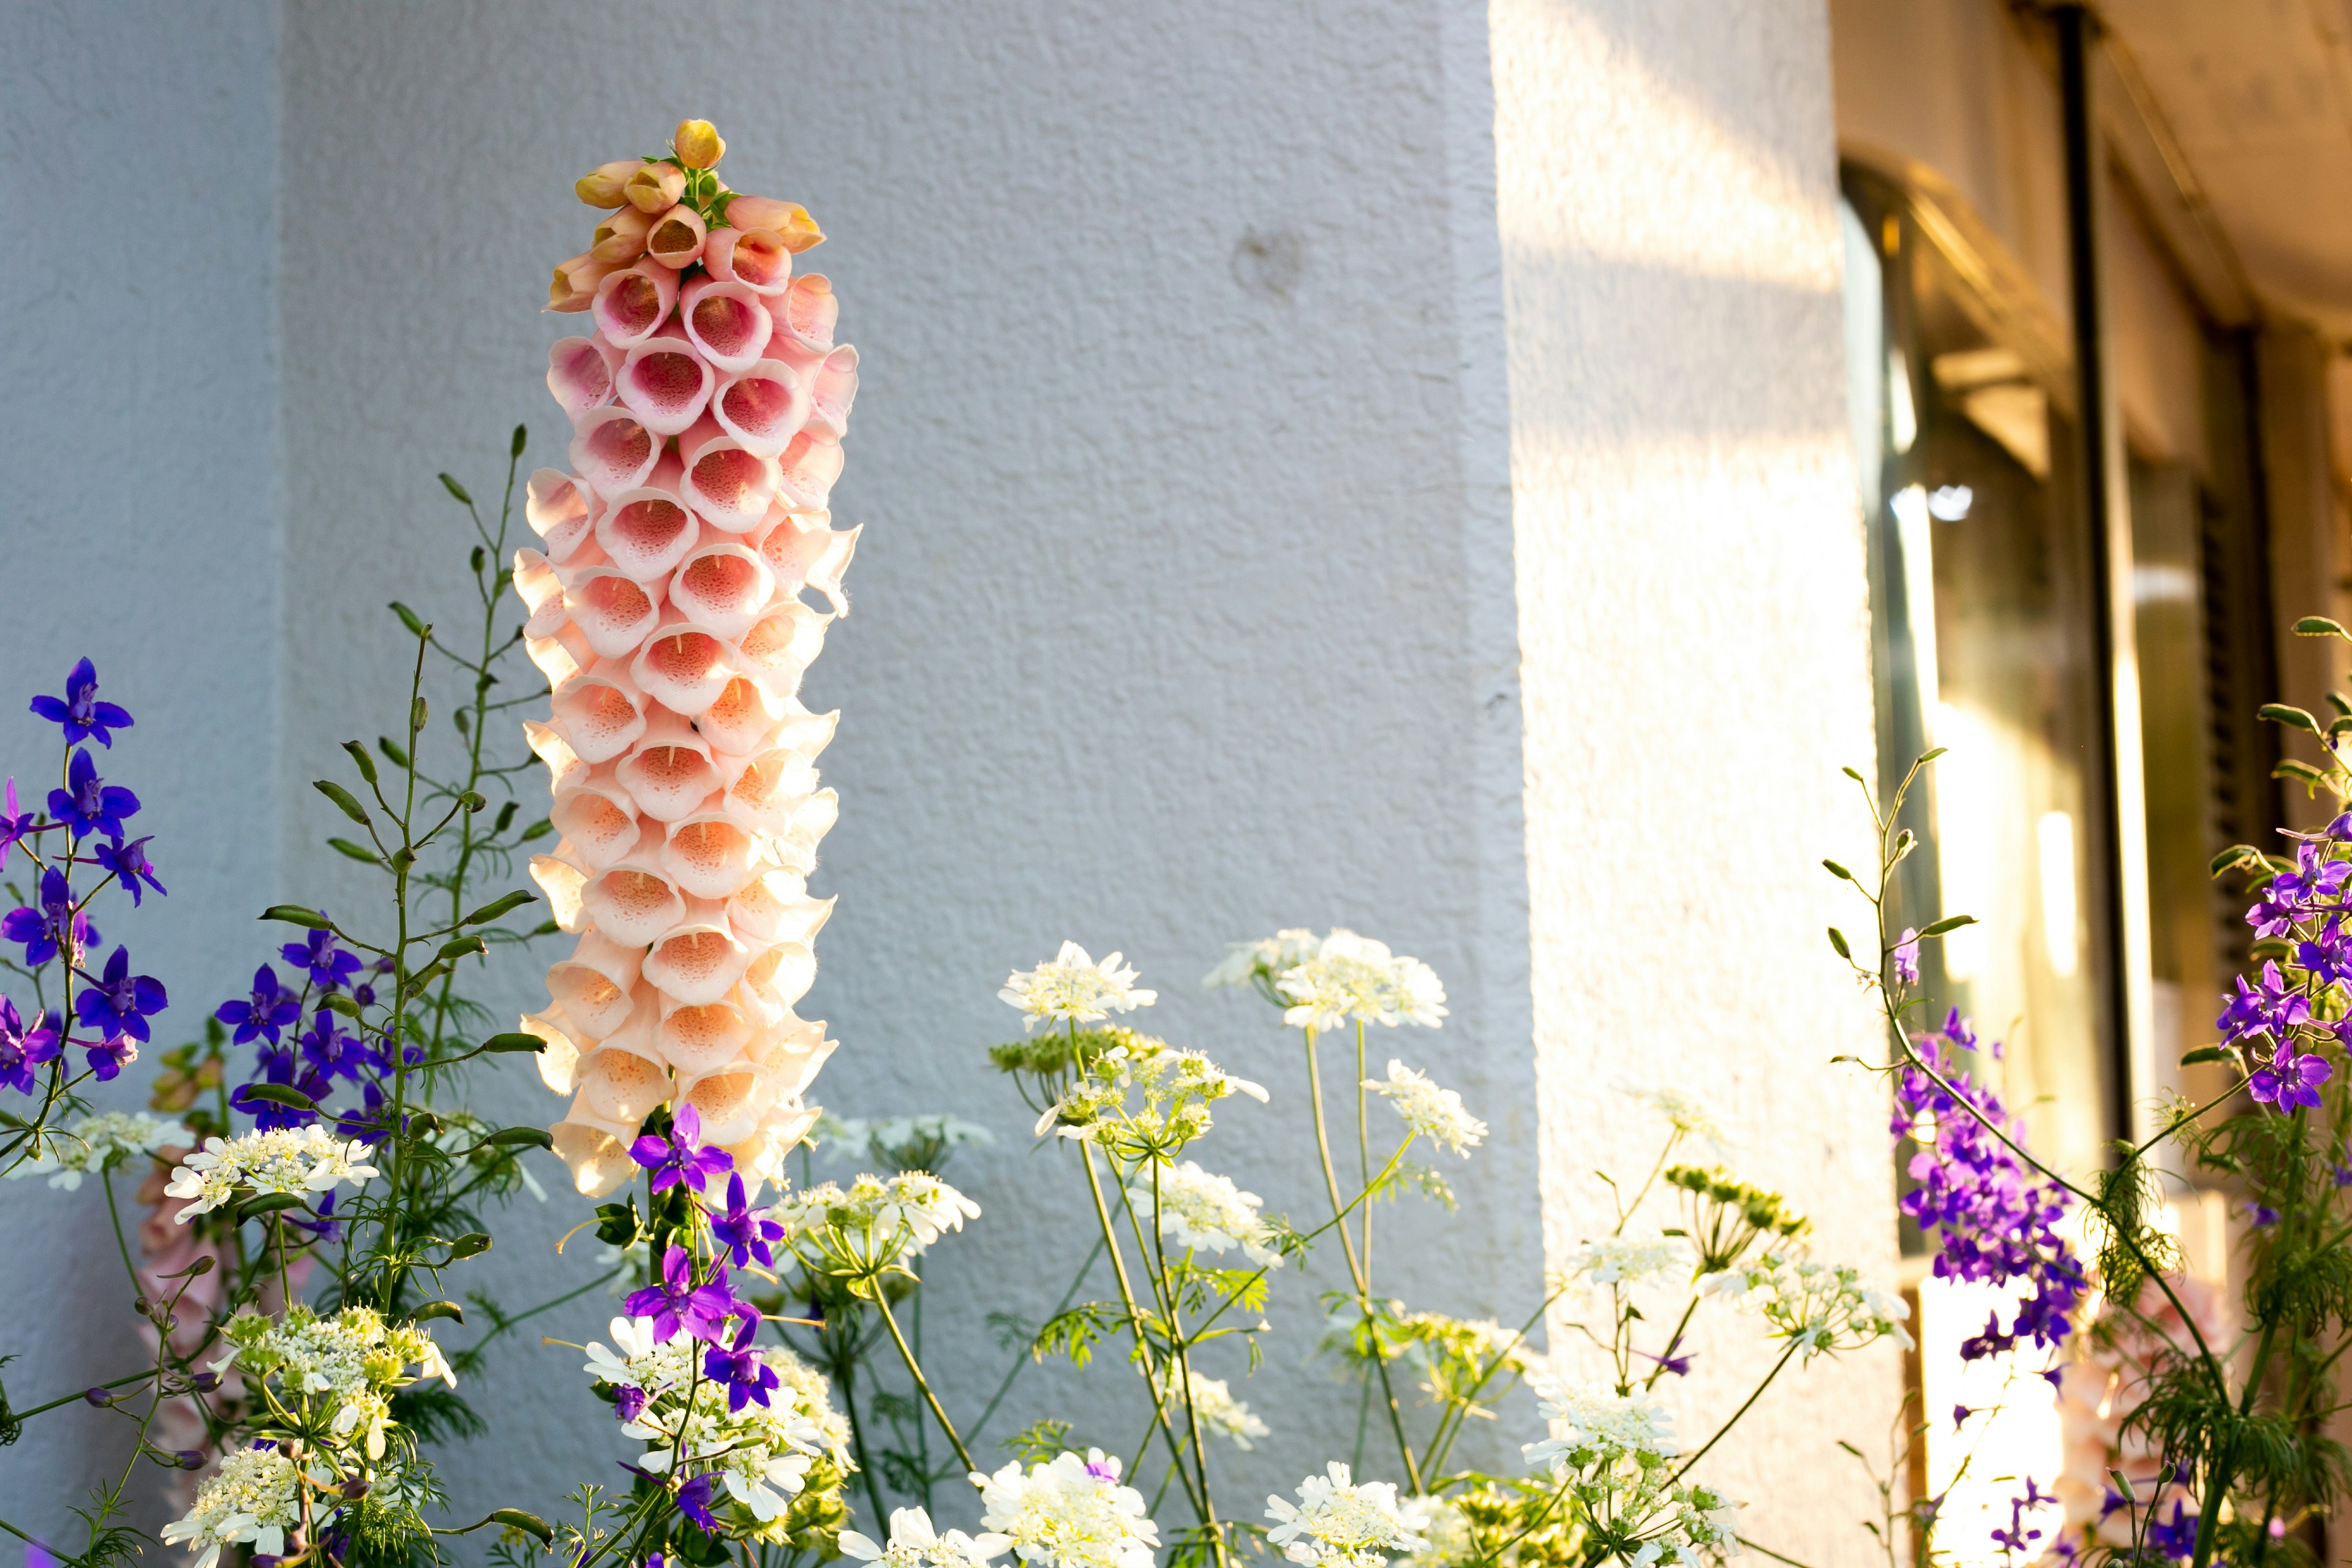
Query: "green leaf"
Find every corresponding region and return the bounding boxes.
[510,424,529,459]
[2293,616,2349,640]
[390,601,428,638]
[2275,759,2329,791]
[489,1510,552,1545]
[2179,1046,2231,1066]
[2211,845,2263,876]
[314,780,371,826]
[486,1126,555,1150]
[241,1084,318,1111]
[2261,703,2321,735]
[478,1033,547,1055]
[1826,925,1852,959]
[1822,859,1854,881]
[529,918,561,937]
[378,735,412,769]
[321,993,364,1019]
[462,891,537,927]
[261,904,331,930]
[2250,937,2294,962]
[447,1232,493,1260]
[326,837,380,865]
[1918,914,1977,937]
[236,1192,310,1223]
[439,473,475,505]
[438,935,488,962]
[340,739,379,785]
[518,816,554,843]
[413,1299,467,1325]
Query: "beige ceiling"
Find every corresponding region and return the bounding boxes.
[2100,0,2352,341]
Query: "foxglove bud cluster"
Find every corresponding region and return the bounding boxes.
[520,121,858,1197]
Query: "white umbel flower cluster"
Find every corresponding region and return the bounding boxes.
[1128,1159,1284,1268]
[214,1304,456,1461]
[160,1446,303,1568]
[1265,1462,1433,1568]
[771,1171,982,1261]
[1158,1365,1270,1449]
[1363,1060,1485,1155]
[970,1449,1161,1568]
[163,1126,379,1221]
[840,1506,1009,1568]
[1275,930,1448,1033]
[1559,1236,1692,1290]
[9,1110,189,1189]
[1001,943,1158,1032]
[524,132,854,1199]
[1699,1254,1912,1355]
[1202,929,1322,990]
[582,1314,843,1524]
[1520,1382,1680,1474]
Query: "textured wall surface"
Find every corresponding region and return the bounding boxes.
[1488,2,1901,1562]
[273,0,1541,1530]
[0,0,282,1540]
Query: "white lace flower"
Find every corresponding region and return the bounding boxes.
[1159,1366,1269,1449]
[1001,943,1157,1032]
[1204,929,1322,989]
[163,1125,378,1222]
[823,1113,997,1168]
[211,1305,452,1461]
[1129,1159,1283,1268]
[1700,1254,1911,1355]
[971,1449,1161,1568]
[160,1445,301,1568]
[840,1506,1011,1568]
[1520,1383,1679,1475]
[1265,1462,1432,1568]
[773,1172,981,1261]
[1363,1061,1484,1155]
[1610,1080,1730,1148]
[1561,1237,1691,1289]
[1276,931,1447,1032]
[9,1111,189,1189]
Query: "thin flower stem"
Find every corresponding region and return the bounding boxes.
[970,1236,1103,1439]
[1422,1281,1572,1476]
[1667,1337,1800,1485]
[1355,1019,1373,1278]
[101,1166,139,1290]
[870,1285,975,1473]
[1077,1140,1207,1519]
[1146,1158,1228,1568]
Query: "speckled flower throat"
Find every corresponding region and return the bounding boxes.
[515,119,859,1197]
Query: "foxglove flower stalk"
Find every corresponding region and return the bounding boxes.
[526,120,857,1195]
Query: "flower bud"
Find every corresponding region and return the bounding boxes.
[591,206,654,265]
[575,160,646,209]
[645,204,708,270]
[625,162,688,214]
[176,1450,206,1471]
[549,252,614,314]
[674,119,725,170]
[192,1371,220,1392]
[83,1387,115,1407]
[722,196,823,253]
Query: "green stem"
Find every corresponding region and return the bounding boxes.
[871,1285,974,1473]
[1667,1338,1800,1485]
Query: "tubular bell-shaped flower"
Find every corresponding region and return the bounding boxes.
[527,122,854,1195]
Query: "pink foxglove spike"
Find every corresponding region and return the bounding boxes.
[680,279,774,372]
[807,346,859,440]
[527,125,853,1186]
[594,264,680,348]
[710,362,810,458]
[617,337,715,437]
[703,227,791,295]
[644,203,708,270]
[548,337,617,417]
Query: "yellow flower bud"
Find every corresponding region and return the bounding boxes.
[625,162,688,214]
[723,195,824,254]
[674,119,726,170]
[548,251,611,313]
[591,205,653,265]
[574,159,645,209]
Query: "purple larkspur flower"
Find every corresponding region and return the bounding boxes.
[2216,962,2310,1053]
[1953,1404,1973,1430]
[1891,928,1920,987]
[92,836,165,907]
[1990,1478,2054,1558]
[3,870,91,968]
[0,780,40,872]
[623,1245,736,1344]
[0,999,61,1092]
[2247,841,2352,937]
[2248,1203,2282,1229]
[2298,916,2352,987]
[85,1035,136,1082]
[2248,1051,2331,1112]
[281,927,361,991]
[613,1384,647,1423]
[1894,1025,2086,1360]
[674,1472,719,1532]
[703,1313,779,1412]
[630,1104,732,1194]
[30,660,132,750]
[707,1174,783,1268]
[2144,1501,2199,1560]
[216,964,301,1046]
[47,750,137,842]
[74,946,165,1043]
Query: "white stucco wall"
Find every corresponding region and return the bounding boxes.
[1489,2,1900,1561]
[0,0,1896,1555]
[0,0,282,1542]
